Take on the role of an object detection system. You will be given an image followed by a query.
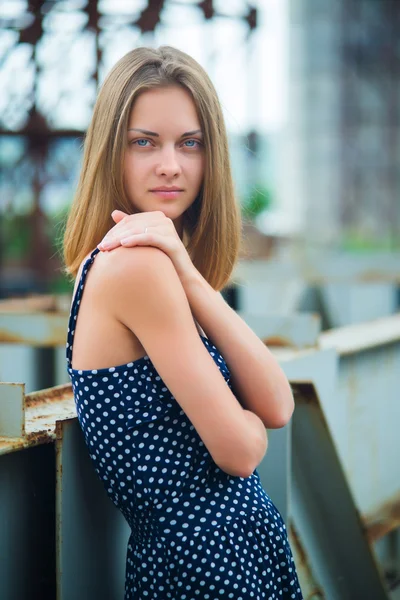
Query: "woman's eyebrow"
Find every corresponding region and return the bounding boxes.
[128,128,159,136]
[128,128,203,137]
[181,129,203,137]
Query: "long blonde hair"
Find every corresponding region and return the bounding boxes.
[63,46,242,291]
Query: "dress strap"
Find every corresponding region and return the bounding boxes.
[65,247,100,368]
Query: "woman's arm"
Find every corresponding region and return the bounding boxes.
[98,245,268,478]
[179,272,295,429]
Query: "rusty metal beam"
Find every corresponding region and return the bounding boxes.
[364,493,400,544]
[0,382,75,456]
[289,524,325,600]
[0,311,69,346]
[0,295,70,312]
[0,294,71,345]
[291,382,388,599]
[319,313,400,355]
[55,418,129,600]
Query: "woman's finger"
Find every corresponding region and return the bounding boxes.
[120,231,173,253]
[111,210,129,223]
[98,211,175,251]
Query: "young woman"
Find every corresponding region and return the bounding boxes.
[64,45,303,600]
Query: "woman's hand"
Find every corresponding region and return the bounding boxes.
[98,210,198,284]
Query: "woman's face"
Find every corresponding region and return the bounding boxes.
[123,85,205,238]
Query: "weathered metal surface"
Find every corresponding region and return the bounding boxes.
[290,381,388,599]
[0,312,68,346]
[238,311,321,349]
[289,524,325,600]
[233,253,400,327]
[0,345,39,394]
[256,420,291,525]
[0,295,71,313]
[0,292,398,595]
[56,418,129,600]
[0,383,75,456]
[270,313,400,549]
[0,295,71,346]
[0,443,56,600]
[300,250,400,284]
[266,347,396,596]
[318,315,400,534]
[319,313,400,355]
[236,276,306,314]
[0,382,25,437]
[319,283,398,327]
[366,492,400,544]
[233,251,400,284]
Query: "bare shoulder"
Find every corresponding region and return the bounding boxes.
[105,245,173,277]
[90,246,181,320]
[94,246,177,293]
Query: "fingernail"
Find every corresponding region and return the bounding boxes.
[100,240,113,249]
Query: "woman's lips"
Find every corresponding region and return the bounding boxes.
[150,190,183,199]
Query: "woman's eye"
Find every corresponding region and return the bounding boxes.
[133,138,150,147]
[183,139,201,148]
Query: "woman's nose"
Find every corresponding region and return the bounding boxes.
[155,147,182,178]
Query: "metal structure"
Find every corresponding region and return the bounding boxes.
[284,0,400,246]
[233,247,400,327]
[1,297,400,597]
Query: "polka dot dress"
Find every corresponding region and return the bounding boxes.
[66,248,303,600]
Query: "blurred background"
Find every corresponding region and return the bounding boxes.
[1,2,400,599]
[2,0,399,298]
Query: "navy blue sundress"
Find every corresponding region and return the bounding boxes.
[66,247,303,600]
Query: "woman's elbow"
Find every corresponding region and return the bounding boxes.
[219,459,263,479]
[218,428,269,479]
[265,391,295,429]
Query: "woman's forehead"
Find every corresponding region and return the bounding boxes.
[128,86,201,130]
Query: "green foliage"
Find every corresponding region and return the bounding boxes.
[341,230,400,252]
[241,185,272,221]
[48,274,74,294]
[47,206,73,293]
[0,206,73,293]
[49,205,70,257]
[1,213,32,260]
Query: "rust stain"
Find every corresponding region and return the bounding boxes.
[26,384,73,407]
[0,324,67,346]
[25,430,53,444]
[289,525,325,599]
[0,438,25,453]
[0,329,29,344]
[358,270,400,283]
[0,294,70,313]
[363,492,400,542]
[0,432,55,456]
[0,385,76,455]
[290,524,308,566]
[263,335,294,348]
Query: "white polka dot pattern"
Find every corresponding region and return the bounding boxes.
[66,248,303,599]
